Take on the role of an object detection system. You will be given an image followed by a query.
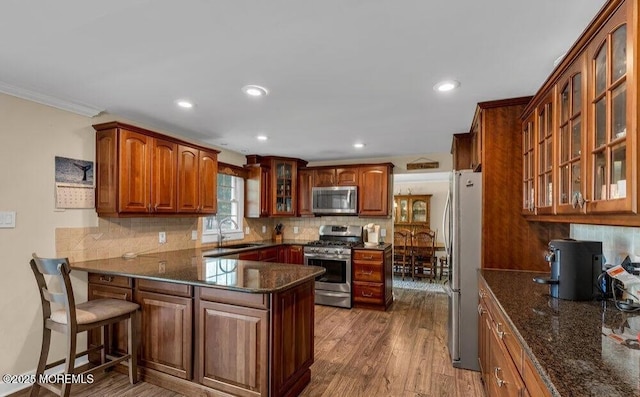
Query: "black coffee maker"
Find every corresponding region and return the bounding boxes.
[534,239,603,301]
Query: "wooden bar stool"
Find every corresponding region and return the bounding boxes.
[30,253,140,397]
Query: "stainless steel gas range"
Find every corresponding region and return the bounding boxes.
[304,225,363,308]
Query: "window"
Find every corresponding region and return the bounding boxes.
[202,174,244,244]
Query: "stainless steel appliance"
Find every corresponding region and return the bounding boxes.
[312,186,358,215]
[442,170,481,371]
[534,239,603,301]
[304,225,363,308]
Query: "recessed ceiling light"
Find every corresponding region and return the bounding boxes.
[242,85,269,97]
[353,143,365,149]
[433,80,461,92]
[176,99,194,108]
[257,135,268,141]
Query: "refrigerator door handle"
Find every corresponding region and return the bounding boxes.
[442,190,451,256]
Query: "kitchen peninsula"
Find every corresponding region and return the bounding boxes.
[71,248,325,397]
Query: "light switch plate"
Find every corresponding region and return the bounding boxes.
[191,230,198,240]
[245,227,250,235]
[380,229,386,237]
[294,226,299,234]
[261,226,267,234]
[0,211,16,228]
[159,231,166,244]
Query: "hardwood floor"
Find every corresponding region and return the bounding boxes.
[18,288,483,397]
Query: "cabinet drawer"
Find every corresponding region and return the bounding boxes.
[353,263,383,282]
[353,282,384,304]
[137,278,192,297]
[489,326,526,397]
[353,250,383,262]
[198,286,268,310]
[486,293,523,372]
[88,273,132,288]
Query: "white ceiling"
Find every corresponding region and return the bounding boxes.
[0,0,605,162]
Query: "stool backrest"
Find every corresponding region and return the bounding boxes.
[30,254,76,328]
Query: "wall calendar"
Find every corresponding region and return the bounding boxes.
[54,156,94,209]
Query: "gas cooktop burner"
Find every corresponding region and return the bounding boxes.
[306,240,359,248]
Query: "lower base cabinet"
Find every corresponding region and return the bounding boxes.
[352,247,393,310]
[197,300,269,396]
[135,279,193,380]
[478,277,550,397]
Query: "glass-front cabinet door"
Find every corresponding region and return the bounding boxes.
[411,199,427,223]
[587,8,632,214]
[271,159,297,216]
[396,197,409,223]
[557,58,586,214]
[535,91,555,215]
[522,113,535,214]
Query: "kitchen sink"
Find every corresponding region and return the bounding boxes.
[219,243,266,249]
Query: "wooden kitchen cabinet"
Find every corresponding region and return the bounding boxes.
[135,279,193,380]
[177,145,218,214]
[358,164,393,217]
[352,247,393,310]
[238,247,278,262]
[297,168,314,216]
[245,155,308,218]
[93,122,219,217]
[478,277,551,397]
[523,0,640,224]
[245,163,271,218]
[451,132,474,171]
[196,299,269,396]
[312,166,359,187]
[288,245,304,265]
[87,274,133,358]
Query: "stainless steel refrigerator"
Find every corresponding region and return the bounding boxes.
[442,170,481,371]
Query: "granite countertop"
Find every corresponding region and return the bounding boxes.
[481,269,640,397]
[71,248,324,293]
[353,242,392,251]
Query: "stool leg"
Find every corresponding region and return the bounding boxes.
[61,329,77,397]
[101,324,107,364]
[128,310,139,384]
[30,327,51,397]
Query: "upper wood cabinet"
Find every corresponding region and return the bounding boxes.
[358,164,393,217]
[451,132,474,171]
[312,166,359,187]
[177,145,218,214]
[297,168,314,216]
[522,0,638,223]
[245,155,308,218]
[94,122,219,217]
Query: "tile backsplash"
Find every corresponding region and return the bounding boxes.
[571,224,640,266]
[56,215,392,262]
[56,217,199,262]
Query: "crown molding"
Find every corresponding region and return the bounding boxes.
[0,81,103,117]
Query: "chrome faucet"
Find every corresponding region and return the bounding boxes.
[217,217,238,247]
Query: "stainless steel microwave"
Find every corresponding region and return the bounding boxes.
[312,186,358,215]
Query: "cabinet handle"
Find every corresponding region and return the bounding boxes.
[361,291,373,297]
[493,367,505,388]
[147,203,152,212]
[154,203,158,212]
[495,322,505,339]
[362,255,374,260]
[477,304,486,315]
[99,275,114,283]
[361,270,373,276]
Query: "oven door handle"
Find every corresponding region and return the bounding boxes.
[316,290,351,298]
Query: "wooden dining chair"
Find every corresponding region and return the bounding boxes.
[30,253,140,397]
[393,230,412,280]
[412,230,437,281]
